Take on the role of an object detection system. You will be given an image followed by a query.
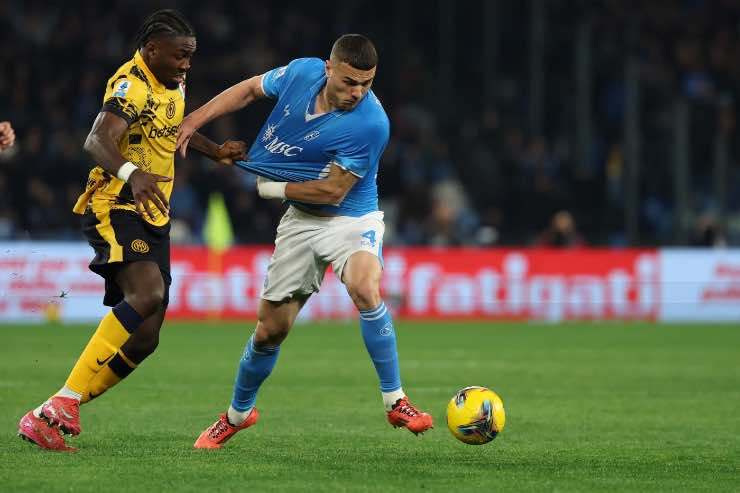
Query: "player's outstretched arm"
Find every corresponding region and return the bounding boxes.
[187,132,246,165]
[84,112,171,220]
[177,75,265,158]
[257,163,358,206]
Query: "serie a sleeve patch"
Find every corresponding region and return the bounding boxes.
[112,79,131,98]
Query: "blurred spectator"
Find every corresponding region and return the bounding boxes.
[1,1,740,245]
[535,211,586,248]
[0,121,15,151]
[690,214,727,248]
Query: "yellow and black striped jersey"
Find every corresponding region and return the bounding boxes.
[73,51,185,226]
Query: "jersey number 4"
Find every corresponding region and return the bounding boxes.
[361,230,376,247]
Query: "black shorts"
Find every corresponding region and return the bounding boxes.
[82,209,171,307]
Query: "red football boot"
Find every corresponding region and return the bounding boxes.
[194,409,259,449]
[18,411,76,452]
[41,396,81,435]
[387,397,433,435]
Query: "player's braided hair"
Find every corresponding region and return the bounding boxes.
[330,34,378,70]
[135,9,195,48]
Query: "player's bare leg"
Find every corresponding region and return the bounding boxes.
[343,251,433,434]
[194,296,308,449]
[32,262,164,439]
[82,303,166,403]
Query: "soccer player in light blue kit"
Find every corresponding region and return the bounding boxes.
[177,34,433,448]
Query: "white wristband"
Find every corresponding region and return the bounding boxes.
[116,161,138,182]
[257,178,287,200]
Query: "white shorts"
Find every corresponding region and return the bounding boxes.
[261,206,385,301]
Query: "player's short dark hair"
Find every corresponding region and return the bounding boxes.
[135,9,195,48]
[330,34,378,70]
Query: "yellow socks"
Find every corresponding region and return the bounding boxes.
[63,301,143,396]
[82,349,138,403]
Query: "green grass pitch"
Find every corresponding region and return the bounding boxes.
[1,321,738,492]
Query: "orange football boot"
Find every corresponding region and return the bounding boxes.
[386,397,433,435]
[194,409,259,449]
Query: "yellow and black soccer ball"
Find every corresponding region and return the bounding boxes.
[446,386,505,445]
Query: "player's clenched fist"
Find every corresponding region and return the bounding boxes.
[0,121,16,151]
[215,140,247,165]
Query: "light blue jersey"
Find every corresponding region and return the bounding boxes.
[235,58,390,217]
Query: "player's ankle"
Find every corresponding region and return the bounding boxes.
[227,405,253,426]
[382,388,405,411]
[55,386,82,401]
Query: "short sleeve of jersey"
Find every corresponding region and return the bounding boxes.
[333,119,390,178]
[261,58,314,99]
[101,76,148,125]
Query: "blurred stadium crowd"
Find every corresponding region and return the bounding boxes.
[0,0,738,246]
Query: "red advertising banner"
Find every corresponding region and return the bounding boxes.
[0,244,108,322]
[167,247,660,321]
[0,244,664,322]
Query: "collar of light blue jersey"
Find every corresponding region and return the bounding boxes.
[305,76,360,120]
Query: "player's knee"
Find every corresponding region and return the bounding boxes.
[254,318,289,346]
[127,291,164,318]
[347,279,381,311]
[126,281,165,317]
[119,263,166,317]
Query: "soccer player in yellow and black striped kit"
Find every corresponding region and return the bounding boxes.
[18,10,245,451]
